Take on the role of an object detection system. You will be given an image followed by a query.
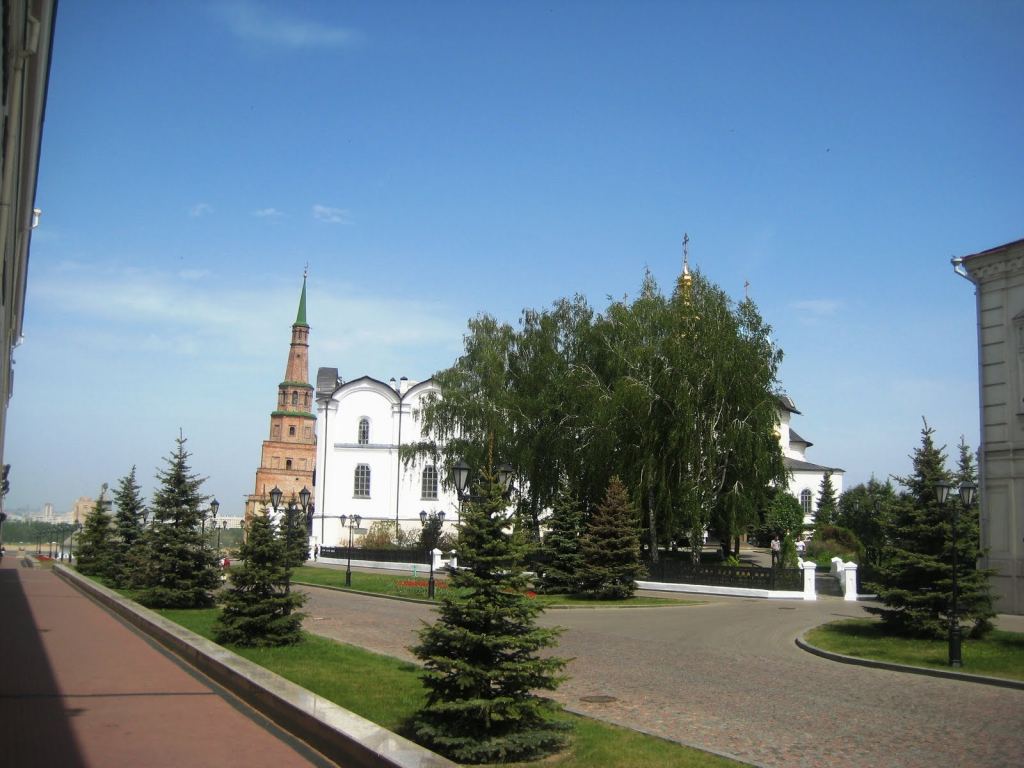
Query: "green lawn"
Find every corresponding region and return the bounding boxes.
[161,606,739,767]
[292,566,699,608]
[805,618,1024,681]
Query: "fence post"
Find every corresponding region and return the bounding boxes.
[801,560,817,601]
[842,562,858,601]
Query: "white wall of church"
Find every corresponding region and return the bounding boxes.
[314,377,460,549]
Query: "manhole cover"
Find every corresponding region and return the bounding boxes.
[579,695,617,704]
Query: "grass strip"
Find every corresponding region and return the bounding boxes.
[160,607,739,767]
[805,618,1024,681]
[292,566,699,607]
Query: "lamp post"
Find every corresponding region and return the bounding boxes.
[451,459,514,507]
[205,497,220,540]
[217,519,227,552]
[419,510,446,598]
[935,480,976,668]
[340,514,361,587]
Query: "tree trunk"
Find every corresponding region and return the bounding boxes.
[647,488,658,563]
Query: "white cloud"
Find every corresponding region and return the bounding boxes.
[312,204,351,224]
[189,202,214,218]
[790,298,841,317]
[215,1,359,50]
[252,207,284,218]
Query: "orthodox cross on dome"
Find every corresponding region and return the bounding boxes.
[744,279,750,299]
[677,232,694,303]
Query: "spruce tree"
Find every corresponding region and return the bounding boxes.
[868,421,994,638]
[136,434,220,609]
[76,484,116,579]
[411,472,568,764]
[110,466,147,588]
[536,488,583,595]
[815,471,837,526]
[950,436,995,637]
[579,476,643,599]
[281,498,309,568]
[214,513,306,646]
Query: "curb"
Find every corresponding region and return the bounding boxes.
[54,565,457,768]
[795,633,1024,691]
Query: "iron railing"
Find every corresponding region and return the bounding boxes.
[643,558,803,591]
[319,546,431,565]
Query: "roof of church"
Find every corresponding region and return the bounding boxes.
[784,456,842,473]
[295,276,308,326]
[776,394,801,414]
[788,429,812,448]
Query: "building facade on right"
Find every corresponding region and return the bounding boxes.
[960,236,1024,615]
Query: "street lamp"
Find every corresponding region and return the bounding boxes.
[935,480,976,668]
[269,486,283,516]
[419,510,446,598]
[204,497,220,539]
[216,519,227,553]
[340,514,361,587]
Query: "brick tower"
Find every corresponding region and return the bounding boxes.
[245,275,316,524]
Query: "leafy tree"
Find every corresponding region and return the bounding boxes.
[579,477,643,599]
[110,466,147,587]
[815,471,837,526]
[536,487,583,595]
[868,422,994,638]
[136,435,220,609]
[360,520,411,549]
[214,513,306,646]
[76,484,116,579]
[765,492,804,567]
[411,470,568,764]
[836,477,895,565]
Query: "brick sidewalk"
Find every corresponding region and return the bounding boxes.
[0,556,332,767]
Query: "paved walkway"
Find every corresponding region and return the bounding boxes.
[0,555,331,768]
[299,582,1024,768]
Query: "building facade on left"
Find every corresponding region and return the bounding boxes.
[245,276,316,526]
[0,1,57,518]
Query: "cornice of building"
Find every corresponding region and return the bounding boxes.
[271,410,316,420]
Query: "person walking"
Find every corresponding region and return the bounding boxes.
[770,534,781,567]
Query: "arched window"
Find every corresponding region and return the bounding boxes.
[285,459,293,470]
[291,391,299,406]
[354,464,371,498]
[421,465,438,500]
[288,426,296,437]
[800,489,813,516]
[358,418,370,445]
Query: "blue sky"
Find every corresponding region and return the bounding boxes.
[6,0,1023,515]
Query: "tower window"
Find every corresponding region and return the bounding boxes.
[421,465,438,500]
[354,464,371,498]
[358,418,370,445]
[289,426,296,437]
[292,391,299,406]
[286,459,293,470]
[800,489,813,516]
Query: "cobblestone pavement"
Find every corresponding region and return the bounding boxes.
[300,586,1024,768]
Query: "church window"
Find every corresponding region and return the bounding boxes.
[288,426,296,437]
[354,464,371,498]
[421,465,438,500]
[358,418,370,445]
[800,489,813,516]
[292,391,299,406]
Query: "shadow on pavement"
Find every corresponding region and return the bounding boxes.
[0,563,86,767]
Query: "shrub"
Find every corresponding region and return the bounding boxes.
[807,524,864,562]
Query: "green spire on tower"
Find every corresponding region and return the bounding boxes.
[295,269,308,327]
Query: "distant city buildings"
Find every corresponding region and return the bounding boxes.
[959,236,1024,615]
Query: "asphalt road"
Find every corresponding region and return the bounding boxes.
[300,585,1024,768]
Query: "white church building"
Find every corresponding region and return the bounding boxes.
[776,394,844,527]
[312,370,461,549]
[311,365,841,548]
